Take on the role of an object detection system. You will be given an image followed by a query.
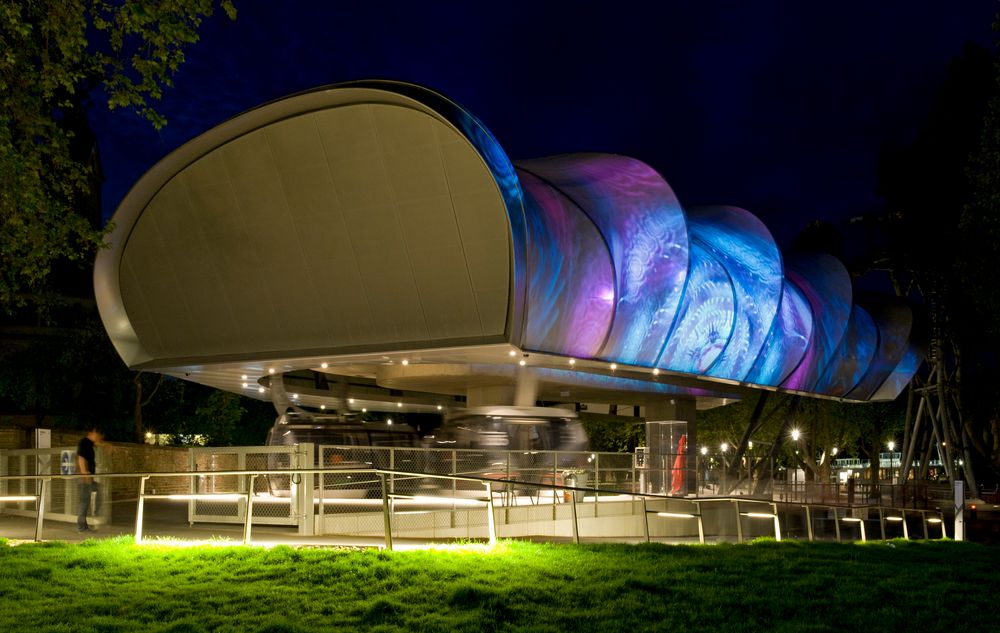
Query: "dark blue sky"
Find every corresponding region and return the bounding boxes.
[90,0,997,248]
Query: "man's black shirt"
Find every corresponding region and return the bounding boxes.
[77,437,96,474]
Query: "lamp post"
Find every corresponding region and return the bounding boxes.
[700,446,708,494]
[790,429,800,488]
[887,440,896,484]
[720,442,729,494]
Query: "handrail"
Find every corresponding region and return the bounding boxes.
[0,468,954,547]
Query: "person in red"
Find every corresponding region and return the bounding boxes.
[76,427,103,533]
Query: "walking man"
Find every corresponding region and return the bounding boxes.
[76,427,103,533]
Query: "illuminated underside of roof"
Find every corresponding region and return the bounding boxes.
[95,80,921,409]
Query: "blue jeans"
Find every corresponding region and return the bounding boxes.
[77,481,97,529]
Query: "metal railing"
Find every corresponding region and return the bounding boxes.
[1,467,957,548]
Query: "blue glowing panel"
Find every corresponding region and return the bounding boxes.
[780,254,852,392]
[518,169,615,357]
[657,243,735,374]
[515,154,689,366]
[687,206,783,381]
[846,299,913,401]
[744,279,813,387]
[814,305,878,397]
[870,344,924,401]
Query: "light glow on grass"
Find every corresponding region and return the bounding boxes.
[163,494,245,501]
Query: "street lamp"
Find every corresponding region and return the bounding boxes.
[790,428,801,441]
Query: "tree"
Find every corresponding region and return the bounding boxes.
[0,0,236,313]
[872,37,1000,484]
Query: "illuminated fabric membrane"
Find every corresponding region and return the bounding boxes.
[512,157,917,402]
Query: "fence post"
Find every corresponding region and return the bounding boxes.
[451,450,457,529]
[570,483,579,544]
[297,444,315,536]
[485,481,497,546]
[642,497,650,543]
[734,499,744,543]
[243,474,255,545]
[381,473,393,551]
[187,448,196,526]
[33,478,47,542]
[389,447,395,496]
[594,453,600,518]
[696,500,705,544]
[135,476,148,544]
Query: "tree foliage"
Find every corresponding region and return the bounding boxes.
[0,0,235,312]
[874,34,1000,481]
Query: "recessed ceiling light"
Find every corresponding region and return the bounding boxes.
[569,358,576,365]
[397,402,402,407]
[348,398,354,404]
[241,375,248,380]
[242,382,248,388]
[362,408,367,412]
[291,393,298,399]
[519,359,526,366]
[268,368,275,375]
[401,359,409,366]
[320,405,326,410]
[258,387,265,393]
[653,368,660,376]
[437,405,442,410]
[508,350,516,357]
[610,363,617,371]
[320,362,328,369]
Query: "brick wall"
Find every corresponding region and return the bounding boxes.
[0,426,96,450]
[100,442,190,499]
[0,427,24,450]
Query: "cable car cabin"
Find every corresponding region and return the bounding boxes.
[430,406,590,489]
[264,413,422,496]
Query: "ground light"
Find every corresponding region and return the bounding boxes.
[651,508,705,544]
[925,515,946,539]
[884,512,910,539]
[841,516,867,541]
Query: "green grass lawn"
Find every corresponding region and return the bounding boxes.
[0,537,997,633]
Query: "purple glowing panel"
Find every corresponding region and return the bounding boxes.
[780,254,852,392]
[846,299,913,401]
[515,154,688,366]
[744,279,813,387]
[657,243,735,374]
[687,206,783,381]
[870,344,924,402]
[814,305,878,397]
[517,169,615,357]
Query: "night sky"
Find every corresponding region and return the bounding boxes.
[90,0,997,249]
